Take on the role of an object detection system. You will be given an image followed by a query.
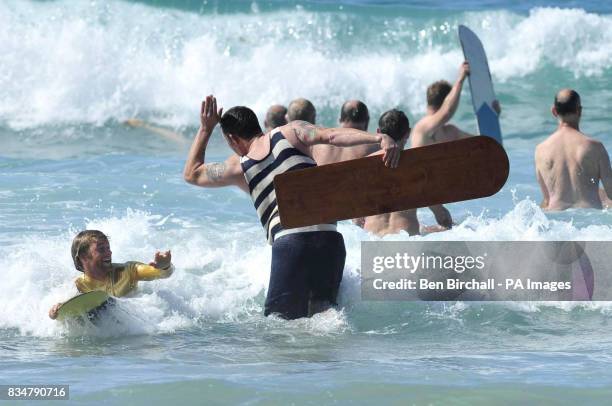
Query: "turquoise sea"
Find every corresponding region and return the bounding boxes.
[1,0,612,404]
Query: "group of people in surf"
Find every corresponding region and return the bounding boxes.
[49,61,612,321]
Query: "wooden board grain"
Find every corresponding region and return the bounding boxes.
[274,136,509,228]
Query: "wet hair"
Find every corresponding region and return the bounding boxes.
[71,230,108,272]
[264,105,288,130]
[287,98,316,124]
[219,106,263,140]
[554,89,581,117]
[339,100,370,127]
[378,109,410,142]
[427,80,452,110]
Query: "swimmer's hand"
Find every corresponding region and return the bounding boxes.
[459,61,470,81]
[379,134,400,168]
[200,95,223,134]
[150,250,172,270]
[352,217,366,228]
[48,302,63,320]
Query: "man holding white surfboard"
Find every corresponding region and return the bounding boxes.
[411,62,500,148]
[412,24,504,146]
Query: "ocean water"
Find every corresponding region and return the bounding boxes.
[1,0,612,404]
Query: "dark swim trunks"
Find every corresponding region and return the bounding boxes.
[265,231,346,319]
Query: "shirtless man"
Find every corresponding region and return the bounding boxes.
[123,119,188,145]
[183,95,399,319]
[410,62,500,226]
[313,100,378,165]
[535,89,612,210]
[411,61,501,147]
[286,98,316,124]
[411,62,472,147]
[264,104,287,131]
[353,109,452,235]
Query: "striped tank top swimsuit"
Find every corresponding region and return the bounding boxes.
[240,129,337,244]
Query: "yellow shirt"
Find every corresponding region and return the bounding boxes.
[75,262,174,297]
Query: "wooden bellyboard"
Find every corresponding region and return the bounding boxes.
[459,25,503,145]
[274,136,509,228]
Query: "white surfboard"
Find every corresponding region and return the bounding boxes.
[458,25,503,145]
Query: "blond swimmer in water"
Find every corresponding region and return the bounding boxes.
[48,230,174,319]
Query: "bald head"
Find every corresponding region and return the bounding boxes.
[339,100,369,130]
[554,89,581,120]
[287,98,316,124]
[264,104,288,131]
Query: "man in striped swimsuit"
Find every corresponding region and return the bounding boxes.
[184,95,400,319]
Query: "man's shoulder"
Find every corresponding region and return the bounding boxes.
[582,135,604,150]
[112,261,142,274]
[440,124,464,139]
[411,119,435,145]
[226,153,242,164]
[583,138,609,162]
[413,116,433,132]
[74,275,86,292]
[118,261,144,268]
[535,139,547,153]
[536,132,558,150]
[225,154,246,174]
[564,132,603,157]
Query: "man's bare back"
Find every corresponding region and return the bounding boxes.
[412,124,471,147]
[313,143,380,165]
[350,109,453,236]
[362,209,449,236]
[536,127,610,210]
[363,210,419,236]
[403,63,484,231]
[536,89,612,211]
[313,100,375,165]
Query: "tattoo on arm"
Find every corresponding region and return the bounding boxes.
[206,162,226,182]
[292,120,318,142]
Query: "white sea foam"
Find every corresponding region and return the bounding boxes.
[1,200,610,337]
[1,1,611,129]
[468,8,612,80]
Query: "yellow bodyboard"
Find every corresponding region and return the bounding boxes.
[56,291,111,320]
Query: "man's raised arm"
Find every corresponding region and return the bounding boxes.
[413,62,470,145]
[183,96,248,192]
